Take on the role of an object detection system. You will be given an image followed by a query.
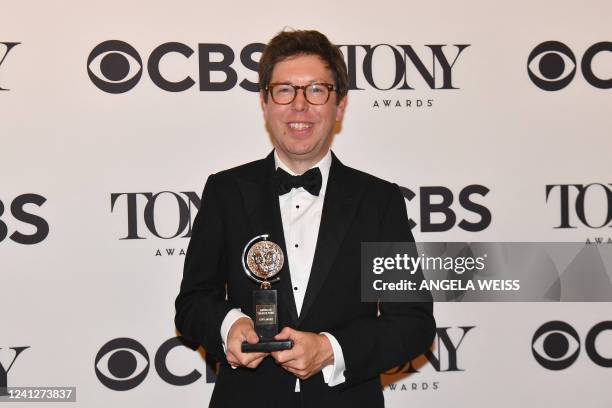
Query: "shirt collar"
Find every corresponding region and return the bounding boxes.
[274,149,332,196]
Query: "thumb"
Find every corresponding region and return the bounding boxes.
[275,326,295,340]
[246,329,260,344]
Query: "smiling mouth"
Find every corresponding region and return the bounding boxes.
[288,122,313,130]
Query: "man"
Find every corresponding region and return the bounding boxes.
[175,30,435,408]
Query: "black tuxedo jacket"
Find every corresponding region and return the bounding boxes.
[175,152,435,408]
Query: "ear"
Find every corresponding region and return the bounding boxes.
[335,95,348,122]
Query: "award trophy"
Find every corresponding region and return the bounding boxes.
[241,234,294,353]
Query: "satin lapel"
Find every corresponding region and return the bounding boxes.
[298,153,366,325]
[236,152,299,326]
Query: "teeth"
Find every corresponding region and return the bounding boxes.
[289,122,312,130]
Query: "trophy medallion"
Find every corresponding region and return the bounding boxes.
[241,234,293,353]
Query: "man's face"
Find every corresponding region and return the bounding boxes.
[261,54,347,168]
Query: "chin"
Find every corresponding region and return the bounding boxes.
[282,142,315,156]
[286,150,314,159]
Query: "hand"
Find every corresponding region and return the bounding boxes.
[271,327,334,380]
[226,317,268,369]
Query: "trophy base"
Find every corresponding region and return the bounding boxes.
[241,339,293,353]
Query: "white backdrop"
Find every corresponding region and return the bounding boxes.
[2,0,611,407]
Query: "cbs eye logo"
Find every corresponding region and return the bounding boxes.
[95,338,150,391]
[527,42,576,91]
[87,40,143,94]
[527,41,612,91]
[532,321,612,370]
[95,336,216,390]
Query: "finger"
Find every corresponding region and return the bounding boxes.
[238,352,267,366]
[229,350,265,369]
[226,355,240,368]
[271,349,298,365]
[270,350,284,363]
[280,358,307,371]
[226,349,238,362]
[242,351,267,362]
[246,355,267,369]
[282,365,309,379]
[227,342,245,357]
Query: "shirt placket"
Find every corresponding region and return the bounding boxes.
[290,188,306,315]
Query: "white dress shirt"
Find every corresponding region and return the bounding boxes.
[220,150,346,391]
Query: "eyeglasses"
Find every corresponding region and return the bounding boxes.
[265,82,336,105]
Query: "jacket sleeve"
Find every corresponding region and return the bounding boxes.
[174,174,233,361]
[329,184,436,387]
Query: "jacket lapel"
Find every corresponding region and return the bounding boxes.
[236,152,299,326]
[298,153,366,325]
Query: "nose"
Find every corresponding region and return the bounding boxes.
[291,88,308,112]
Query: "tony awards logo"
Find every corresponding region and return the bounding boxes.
[241,234,293,352]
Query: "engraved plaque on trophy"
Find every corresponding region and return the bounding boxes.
[241,234,293,353]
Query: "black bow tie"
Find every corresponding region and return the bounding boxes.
[275,167,322,196]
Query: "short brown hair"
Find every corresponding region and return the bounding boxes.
[258,30,349,104]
